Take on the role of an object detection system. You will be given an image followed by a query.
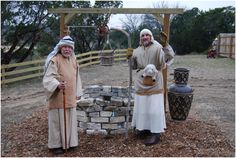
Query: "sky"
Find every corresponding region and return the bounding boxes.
[106,0,235,28]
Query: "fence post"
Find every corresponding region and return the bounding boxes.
[38,61,41,79]
[229,35,233,58]
[119,50,121,64]
[1,66,6,85]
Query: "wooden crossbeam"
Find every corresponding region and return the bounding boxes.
[48,8,184,14]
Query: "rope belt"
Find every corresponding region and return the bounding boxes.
[136,67,144,72]
[136,89,164,96]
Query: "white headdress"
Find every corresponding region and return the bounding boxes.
[44,36,75,72]
[139,29,154,45]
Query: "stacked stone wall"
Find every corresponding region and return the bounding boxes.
[77,85,135,135]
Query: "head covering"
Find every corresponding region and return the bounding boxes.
[44,36,75,73]
[139,29,154,45]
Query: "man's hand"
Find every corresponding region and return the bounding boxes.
[126,48,133,59]
[58,81,67,90]
[159,31,168,47]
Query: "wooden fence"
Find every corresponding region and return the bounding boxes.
[1,49,127,85]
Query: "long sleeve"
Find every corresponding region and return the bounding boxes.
[163,44,175,66]
[155,47,166,71]
[76,67,83,97]
[43,61,60,100]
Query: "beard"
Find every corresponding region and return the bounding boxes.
[143,40,151,47]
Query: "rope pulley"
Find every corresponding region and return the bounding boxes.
[97,23,109,37]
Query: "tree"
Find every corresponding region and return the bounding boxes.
[120,13,163,48]
[1,1,123,68]
[170,6,235,54]
[1,1,60,66]
[190,6,235,52]
[139,14,162,39]
[170,8,200,54]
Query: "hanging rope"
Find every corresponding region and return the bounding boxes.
[97,7,112,37]
[101,33,112,50]
[97,24,109,37]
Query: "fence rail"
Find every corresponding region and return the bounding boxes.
[1,49,127,84]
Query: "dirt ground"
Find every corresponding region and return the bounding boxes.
[1,55,235,156]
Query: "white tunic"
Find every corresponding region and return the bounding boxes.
[131,42,172,133]
[131,94,166,133]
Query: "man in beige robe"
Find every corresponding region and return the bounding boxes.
[128,29,174,146]
[43,36,83,154]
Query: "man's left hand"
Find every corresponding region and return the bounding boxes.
[159,31,168,47]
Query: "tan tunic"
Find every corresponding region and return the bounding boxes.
[43,53,83,109]
[43,53,83,149]
[132,42,166,95]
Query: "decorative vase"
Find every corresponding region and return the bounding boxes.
[168,68,194,121]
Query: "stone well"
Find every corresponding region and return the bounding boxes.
[77,85,135,135]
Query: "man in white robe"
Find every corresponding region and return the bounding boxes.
[43,36,83,154]
[128,29,174,146]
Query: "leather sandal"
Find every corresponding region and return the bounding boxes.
[144,133,160,146]
[51,147,64,155]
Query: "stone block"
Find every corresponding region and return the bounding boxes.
[86,104,102,112]
[77,98,94,107]
[77,110,87,117]
[104,105,117,111]
[110,116,125,123]
[79,122,88,129]
[102,85,112,92]
[110,129,126,134]
[87,122,101,130]
[86,129,96,135]
[77,116,90,122]
[89,112,100,117]
[100,111,112,117]
[95,98,106,106]
[110,97,123,106]
[102,123,120,130]
[111,87,120,93]
[86,129,107,135]
[89,93,101,98]
[91,117,109,123]
[83,85,102,93]
[82,93,90,99]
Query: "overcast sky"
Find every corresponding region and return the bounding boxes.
[107,0,235,28]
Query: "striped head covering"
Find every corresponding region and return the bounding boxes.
[44,36,75,72]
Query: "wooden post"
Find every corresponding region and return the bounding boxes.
[163,14,170,113]
[60,13,70,38]
[60,13,75,38]
[60,13,66,38]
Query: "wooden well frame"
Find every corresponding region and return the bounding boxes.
[48,7,184,111]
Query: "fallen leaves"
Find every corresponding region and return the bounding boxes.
[1,107,234,157]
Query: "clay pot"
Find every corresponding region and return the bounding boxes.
[168,68,194,121]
